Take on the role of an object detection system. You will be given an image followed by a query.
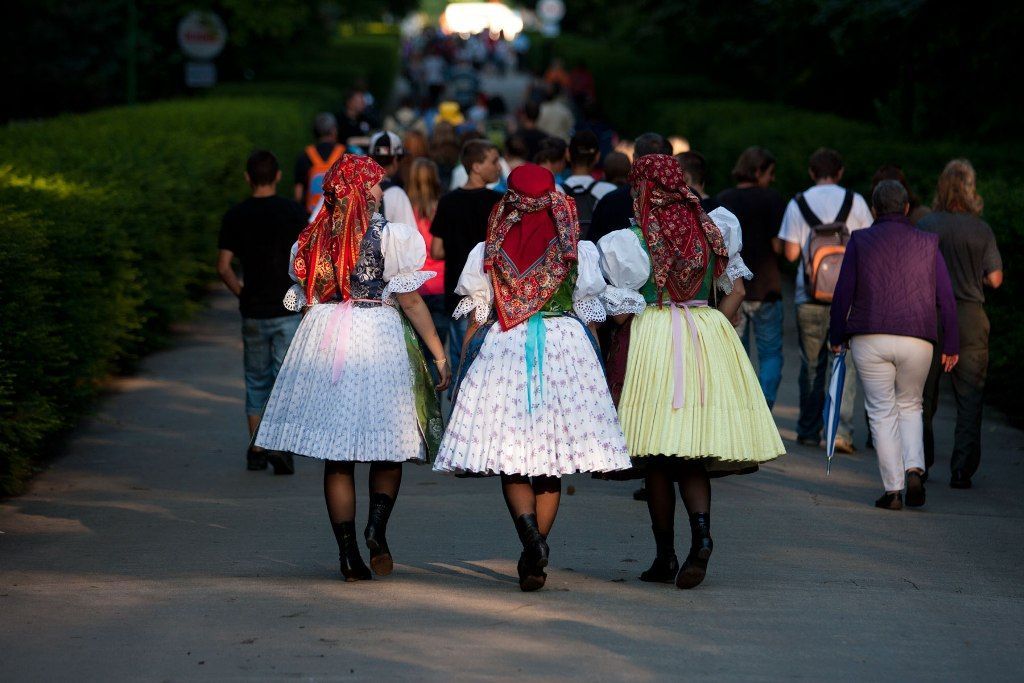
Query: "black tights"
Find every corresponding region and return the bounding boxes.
[323,461,403,525]
[500,474,561,536]
[645,459,710,538]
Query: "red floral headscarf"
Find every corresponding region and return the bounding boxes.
[293,154,385,304]
[630,154,727,303]
[484,164,579,330]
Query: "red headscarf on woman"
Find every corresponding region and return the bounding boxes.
[630,154,728,303]
[484,163,579,330]
[293,154,385,304]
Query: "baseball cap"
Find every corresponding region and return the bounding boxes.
[369,130,404,159]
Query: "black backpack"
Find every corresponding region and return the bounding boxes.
[561,179,600,238]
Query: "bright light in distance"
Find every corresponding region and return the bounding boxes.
[441,3,524,39]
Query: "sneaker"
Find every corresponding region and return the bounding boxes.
[246,448,268,471]
[267,451,295,475]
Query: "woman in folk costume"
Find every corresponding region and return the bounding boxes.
[599,154,784,589]
[434,163,630,592]
[256,154,449,582]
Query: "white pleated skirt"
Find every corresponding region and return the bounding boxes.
[434,316,631,477]
[255,302,425,462]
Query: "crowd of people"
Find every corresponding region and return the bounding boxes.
[215,43,1004,591]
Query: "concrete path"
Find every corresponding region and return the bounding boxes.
[2,288,1022,681]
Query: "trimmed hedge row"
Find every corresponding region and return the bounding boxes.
[541,34,1022,419]
[0,85,341,495]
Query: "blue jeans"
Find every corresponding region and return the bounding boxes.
[242,314,301,416]
[734,300,784,408]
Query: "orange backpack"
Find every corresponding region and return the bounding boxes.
[304,144,345,213]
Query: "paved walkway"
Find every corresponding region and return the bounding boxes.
[2,287,1022,680]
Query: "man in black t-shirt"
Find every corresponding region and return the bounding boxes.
[218,150,306,474]
[429,139,503,362]
[716,146,787,409]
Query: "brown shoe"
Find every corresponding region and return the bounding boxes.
[905,471,926,507]
[833,436,856,455]
[874,492,903,510]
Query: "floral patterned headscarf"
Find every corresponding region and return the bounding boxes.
[293,154,385,304]
[630,154,727,303]
[484,163,579,330]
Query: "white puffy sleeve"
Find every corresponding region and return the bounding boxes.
[596,228,650,315]
[572,241,607,323]
[381,222,436,304]
[708,207,753,294]
[452,242,492,324]
[283,241,308,311]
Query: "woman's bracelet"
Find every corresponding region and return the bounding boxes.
[433,357,448,366]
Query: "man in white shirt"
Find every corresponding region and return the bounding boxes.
[368,131,417,229]
[778,147,873,453]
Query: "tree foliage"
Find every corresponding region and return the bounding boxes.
[1,0,409,121]
[560,0,1023,141]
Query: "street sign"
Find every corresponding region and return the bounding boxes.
[177,11,228,61]
[185,61,218,88]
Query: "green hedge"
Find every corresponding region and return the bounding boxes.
[542,32,1022,419]
[0,85,340,495]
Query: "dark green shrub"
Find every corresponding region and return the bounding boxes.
[0,85,341,495]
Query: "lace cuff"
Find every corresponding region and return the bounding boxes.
[573,296,607,324]
[283,285,309,311]
[716,256,754,295]
[601,286,647,316]
[381,270,436,305]
[453,294,491,324]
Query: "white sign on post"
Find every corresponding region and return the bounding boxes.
[178,11,227,87]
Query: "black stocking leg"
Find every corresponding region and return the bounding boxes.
[324,461,370,581]
[533,475,561,538]
[640,459,680,583]
[365,463,402,576]
[501,474,549,591]
[675,461,713,589]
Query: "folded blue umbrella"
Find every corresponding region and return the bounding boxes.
[823,351,847,475]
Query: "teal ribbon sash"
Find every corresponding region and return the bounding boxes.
[525,312,546,414]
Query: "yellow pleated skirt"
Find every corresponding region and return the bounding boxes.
[618,306,785,471]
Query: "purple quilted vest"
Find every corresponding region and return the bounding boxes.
[843,215,941,343]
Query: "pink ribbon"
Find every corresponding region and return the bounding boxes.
[670,300,707,409]
[320,301,354,384]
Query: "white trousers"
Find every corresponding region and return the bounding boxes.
[850,334,933,492]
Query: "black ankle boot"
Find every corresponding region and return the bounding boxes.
[640,527,679,583]
[364,493,395,576]
[676,512,713,590]
[513,514,549,591]
[333,521,371,582]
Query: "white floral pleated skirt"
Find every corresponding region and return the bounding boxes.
[255,302,425,462]
[434,316,631,477]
